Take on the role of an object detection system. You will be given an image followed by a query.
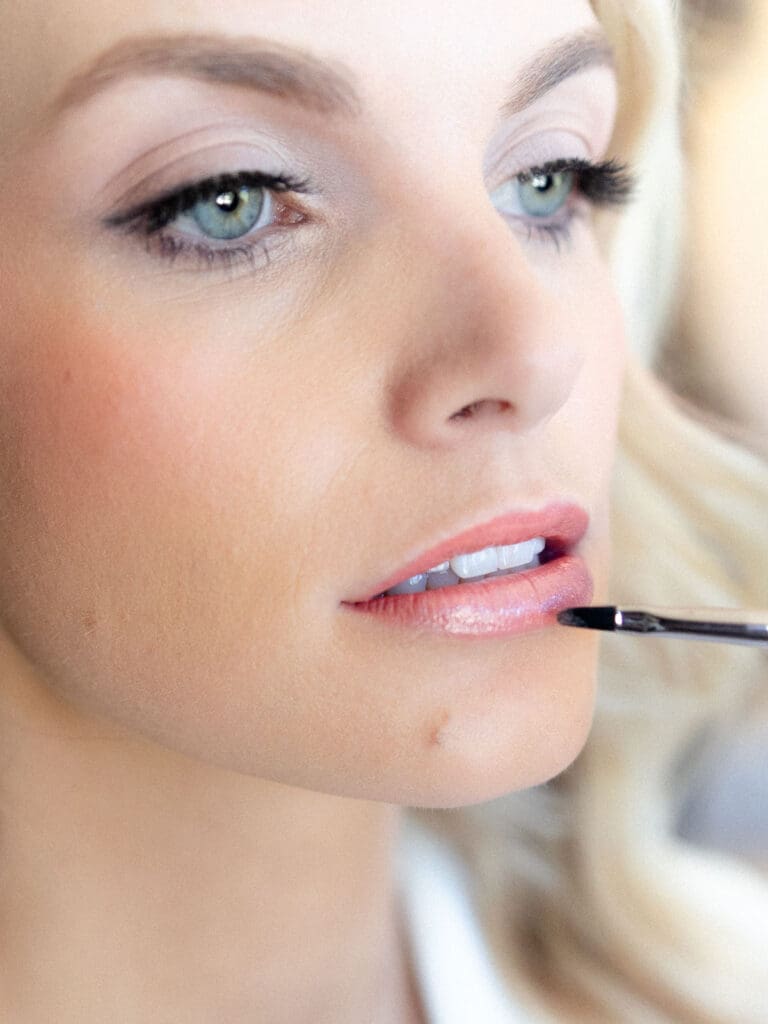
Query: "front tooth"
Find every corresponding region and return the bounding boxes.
[497,542,525,570]
[497,539,538,570]
[450,546,499,579]
[387,573,428,595]
[427,561,450,573]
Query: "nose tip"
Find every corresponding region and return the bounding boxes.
[391,335,584,449]
[445,345,583,427]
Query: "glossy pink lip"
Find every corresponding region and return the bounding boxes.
[341,503,592,638]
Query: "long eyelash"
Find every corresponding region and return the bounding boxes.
[515,157,635,249]
[104,169,312,235]
[519,157,635,207]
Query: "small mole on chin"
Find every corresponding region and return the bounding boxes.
[428,709,452,748]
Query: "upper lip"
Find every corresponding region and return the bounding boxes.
[347,501,590,602]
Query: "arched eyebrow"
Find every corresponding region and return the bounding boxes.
[46,33,363,122]
[502,28,615,115]
[45,27,614,125]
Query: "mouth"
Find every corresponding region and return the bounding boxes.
[341,503,593,638]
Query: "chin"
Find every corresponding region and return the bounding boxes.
[410,710,595,810]
[350,635,601,810]
[400,637,599,809]
[402,704,596,810]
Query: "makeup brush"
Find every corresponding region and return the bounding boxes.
[557,606,768,647]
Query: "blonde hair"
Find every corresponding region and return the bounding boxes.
[415,2,768,1019]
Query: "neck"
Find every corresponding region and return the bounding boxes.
[0,654,424,1023]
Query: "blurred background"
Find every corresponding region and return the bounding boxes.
[664,0,768,446]
[666,0,768,870]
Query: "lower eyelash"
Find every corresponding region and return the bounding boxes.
[525,215,577,251]
[137,226,282,273]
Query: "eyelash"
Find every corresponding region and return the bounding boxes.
[517,157,634,249]
[104,158,634,273]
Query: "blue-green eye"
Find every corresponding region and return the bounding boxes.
[189,184,267,240]
[517,170,575,217]
[491,169,575,220]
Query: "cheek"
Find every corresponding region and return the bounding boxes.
[576,268,626,433]
[0,288,385,789]
[0,296,323,558]
[2,314,223,555]
[0,301,309,728]
[584,280,627,506]
[541,265,626,485]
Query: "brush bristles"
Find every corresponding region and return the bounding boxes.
[557,606,617,632]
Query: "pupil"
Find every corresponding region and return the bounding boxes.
[215,190,240,212]
[531,173,553,192]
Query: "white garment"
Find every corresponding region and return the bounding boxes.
[397,823,529,1024]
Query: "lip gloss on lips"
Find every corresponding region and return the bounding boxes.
[341,503,593,638]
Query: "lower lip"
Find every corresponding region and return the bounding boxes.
[342,555,593,638]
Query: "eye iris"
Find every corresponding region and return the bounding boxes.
[518,170,574,218]
[192,185,265,240]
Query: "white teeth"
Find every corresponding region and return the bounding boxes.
[498,539,539,570]
[382,535,547,597]
[450,546,499,579]
[497,542,527,570]
[451,537,546,579]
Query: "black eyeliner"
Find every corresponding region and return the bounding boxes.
[104,169,312,235]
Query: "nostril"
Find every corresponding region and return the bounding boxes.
[450,402,480,421]
[449,399,513,422]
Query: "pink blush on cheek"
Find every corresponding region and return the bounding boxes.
[0,351,222,648]
[6,313,213,506]
[11,350,151,507]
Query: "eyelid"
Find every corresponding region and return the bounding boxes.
[487,125,572,167]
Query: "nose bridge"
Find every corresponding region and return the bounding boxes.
[404,181,531,306]
[385,198,584,447]
[434,217,546,344]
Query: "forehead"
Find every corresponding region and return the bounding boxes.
[2,0,600,153]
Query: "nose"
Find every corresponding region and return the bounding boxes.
[386,207,585,449]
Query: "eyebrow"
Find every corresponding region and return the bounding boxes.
[47,33,363,122]
[502,28,615,115]
[46,28,614,125]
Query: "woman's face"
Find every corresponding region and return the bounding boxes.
[0,0,625,806]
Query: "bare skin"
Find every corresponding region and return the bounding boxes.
[0,1,626,1020]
